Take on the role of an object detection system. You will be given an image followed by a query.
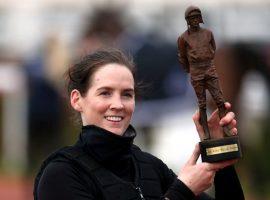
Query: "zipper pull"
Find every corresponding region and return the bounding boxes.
[135,187,145,200]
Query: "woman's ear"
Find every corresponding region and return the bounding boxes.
[70,89,83,112]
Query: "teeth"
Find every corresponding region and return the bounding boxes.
[105,116,123,122]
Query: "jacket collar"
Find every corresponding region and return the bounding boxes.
[76,125,136,163]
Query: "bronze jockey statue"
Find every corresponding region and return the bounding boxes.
[177,6,230,140]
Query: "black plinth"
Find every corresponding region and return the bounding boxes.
[199,136,242,163]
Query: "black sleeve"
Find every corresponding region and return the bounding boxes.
[37,161,100,200]
[151,155,218,200]
[146,154,195,200]
[214,166,245,200]
[163,165,245,200]
[163,178,196,200]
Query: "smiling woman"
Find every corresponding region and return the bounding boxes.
[34,48,244,200]
[66,49,136,128]
[70,63,135,135]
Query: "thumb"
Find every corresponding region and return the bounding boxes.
[186,143,200,165]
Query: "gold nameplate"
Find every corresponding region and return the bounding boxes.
[206,144,238,156]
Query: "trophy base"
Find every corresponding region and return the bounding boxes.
[199,136,242,163]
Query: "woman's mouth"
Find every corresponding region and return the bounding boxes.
[105,116,123,122]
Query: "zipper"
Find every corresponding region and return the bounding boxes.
[132,155,145,200]
[135,186,145,200]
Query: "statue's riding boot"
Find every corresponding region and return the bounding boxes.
[218,104,231,137]
[218,103,227,118]
[199,109,211,140]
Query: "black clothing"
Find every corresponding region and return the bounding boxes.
[35,125,244,200]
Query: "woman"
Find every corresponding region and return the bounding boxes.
[34,49,244,200]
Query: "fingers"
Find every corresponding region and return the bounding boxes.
[186,143,200,165]
[219,111,238,135]
[230,119,237,128]
[194,102,238,140]
[231,127,238,135]
[192,111,204,140]
[192,110,200,122]
[228,119,237,134]
[219,111,235,127]
[209,102,232,123]
[224,102,231,110]
[220,102,234,127]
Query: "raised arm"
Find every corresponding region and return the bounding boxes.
[192,102,245,199]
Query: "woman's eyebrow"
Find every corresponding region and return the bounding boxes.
[123,88,135,92]
[96,86,112,91]
[96,87,134,92]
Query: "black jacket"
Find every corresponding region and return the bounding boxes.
[35,125,244,200]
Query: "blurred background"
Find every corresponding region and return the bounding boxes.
[0,0,269,199]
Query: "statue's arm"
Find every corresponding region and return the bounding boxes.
[177,36,190,73]
[210,31,216,52]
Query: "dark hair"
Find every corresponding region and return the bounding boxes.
[66,48,136,97]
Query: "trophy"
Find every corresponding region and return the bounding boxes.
[177,5,242,162]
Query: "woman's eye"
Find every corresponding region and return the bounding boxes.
[100,91,111,96]
[123,93,134,98]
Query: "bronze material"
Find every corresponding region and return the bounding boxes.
[177,6,227,139]
[177,6,242,162]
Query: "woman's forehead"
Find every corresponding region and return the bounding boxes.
[90,63,134,88]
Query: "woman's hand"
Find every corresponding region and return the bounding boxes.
[178,103,238,195]
[178,144,237,195]
[192,102,237,140]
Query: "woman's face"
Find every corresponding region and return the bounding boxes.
[72,63,135,135]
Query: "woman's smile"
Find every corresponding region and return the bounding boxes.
[105,116,124,122]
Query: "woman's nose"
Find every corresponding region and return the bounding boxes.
[109,96,124,110]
